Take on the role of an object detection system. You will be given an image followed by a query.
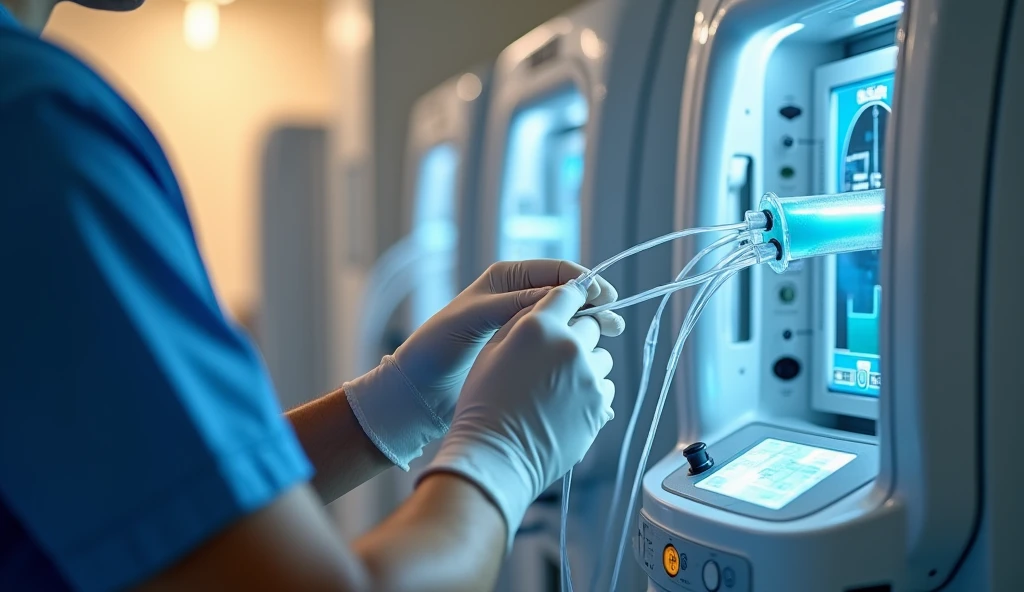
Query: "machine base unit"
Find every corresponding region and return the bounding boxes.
[637,514,751,592]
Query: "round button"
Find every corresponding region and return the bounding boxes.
[722,566,736,588]
[779,284,796,303]
[703,560,721,591]
[663,545,680,577]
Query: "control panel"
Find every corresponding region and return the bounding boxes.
[637,514,751,591]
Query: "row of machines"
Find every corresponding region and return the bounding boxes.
[345,0,1021,589]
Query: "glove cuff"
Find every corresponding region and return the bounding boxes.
[344,355,449,471]
[418,431,537,554]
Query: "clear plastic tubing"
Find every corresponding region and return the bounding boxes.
[576,262,747,318]
[561,468,573,592]
[590,231,746,592]
[608,243,777,589]
[579,222,753,285]
[758,189,885,273]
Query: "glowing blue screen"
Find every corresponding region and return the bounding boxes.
[498,85,588,262]
[410,143,459,329]
[829,73,894,396]
[695,439,856,510]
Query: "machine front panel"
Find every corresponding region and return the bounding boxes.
[638,512,752,592]
[662,424,877,521]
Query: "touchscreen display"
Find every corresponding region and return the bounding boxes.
[695,438,856,510]
[828,73,894,396]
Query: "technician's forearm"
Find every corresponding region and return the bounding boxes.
[286,389,394,503]
[353,473,507,592]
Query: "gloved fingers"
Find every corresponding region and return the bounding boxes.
[532,283,588,323]
[575,271,618,307]
[588,347,613,380]
[470,288,552,332]
[483,260,618,307]
[568,314,601,352]
[601,379,616,422]
[491,303,536,344]
[591,310,625,337]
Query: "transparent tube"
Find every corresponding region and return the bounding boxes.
[561,468,573,592]
[578,222,754,285]
[576,243,776,317]
[590,232,746,592]
[758,189,884,273]
[609,249,755,589]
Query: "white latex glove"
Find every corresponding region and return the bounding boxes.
[344,260,623,470]
[418,280,616,550]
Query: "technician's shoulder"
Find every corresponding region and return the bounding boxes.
[0,25,162,161]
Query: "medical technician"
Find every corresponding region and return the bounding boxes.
[0,1,624,590]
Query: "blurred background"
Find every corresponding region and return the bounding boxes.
[46,0,579,330]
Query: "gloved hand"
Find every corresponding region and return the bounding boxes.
[419,281,616,550]
[344,260,623,470]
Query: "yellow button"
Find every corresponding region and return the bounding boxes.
[663,545,680,577]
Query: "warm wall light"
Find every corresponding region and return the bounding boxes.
[328,7,373,51]
[184,0,219,51]
[183,0,234,51]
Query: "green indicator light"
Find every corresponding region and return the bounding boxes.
[779,285,796,303]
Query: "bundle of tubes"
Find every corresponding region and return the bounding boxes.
[554,189,885,592]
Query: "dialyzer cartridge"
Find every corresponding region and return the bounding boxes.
[757,189,885,273]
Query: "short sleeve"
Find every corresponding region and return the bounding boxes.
[0,89,313,592]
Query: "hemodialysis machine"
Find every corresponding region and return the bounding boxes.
[630,0,1023,590]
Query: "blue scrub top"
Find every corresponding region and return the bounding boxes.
[0,7,313,591]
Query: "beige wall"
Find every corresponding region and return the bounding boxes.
[45,0,331,318]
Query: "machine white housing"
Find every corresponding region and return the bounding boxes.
[639,0,1022,590]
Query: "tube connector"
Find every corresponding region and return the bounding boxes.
[743,210,770,232]
[751,241,782,264]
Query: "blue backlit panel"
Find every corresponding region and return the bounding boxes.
[695,438,857,510]
[498,85,588,262]
[828,73,893,396]
[411,143,459,329]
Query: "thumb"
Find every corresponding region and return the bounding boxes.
[473,287,551,331]
[532,281,588,322]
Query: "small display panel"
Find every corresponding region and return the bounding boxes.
[695,438,857,510]
[828,72,894,396]
[410,143,459,329]
[498,85,588,262]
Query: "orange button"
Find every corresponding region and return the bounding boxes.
[663,545,680,577]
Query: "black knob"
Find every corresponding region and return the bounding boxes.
[683,442,714,476]
[773,357,801,380]
[779,104,803,120]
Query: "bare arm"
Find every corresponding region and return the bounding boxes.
[132,473,506,592]
[286,388,394,503]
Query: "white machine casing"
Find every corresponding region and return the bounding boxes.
[476,1,700,590]
[640,0,1022,590]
